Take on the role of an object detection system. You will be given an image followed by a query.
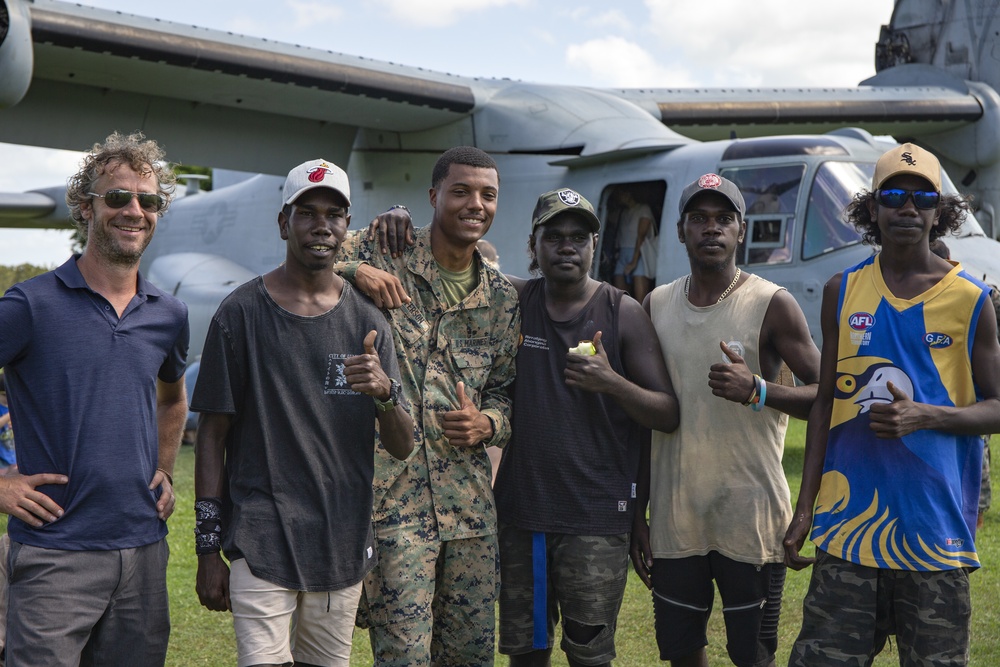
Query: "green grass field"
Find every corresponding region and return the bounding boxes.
[158,418,999,665]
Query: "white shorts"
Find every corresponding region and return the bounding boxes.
[229,558,363,667]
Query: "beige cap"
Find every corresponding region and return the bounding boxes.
[872,143,942,192]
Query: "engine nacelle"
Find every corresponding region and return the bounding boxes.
[0,0,32,109]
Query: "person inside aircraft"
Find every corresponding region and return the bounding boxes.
[335,146,519,667]
[611,187,657,304]
[785,143,1000,665]
[634,172,820,667]
[493,188,677,667]
[191,158,413,667]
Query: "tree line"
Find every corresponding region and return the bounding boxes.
[0,264,49,294]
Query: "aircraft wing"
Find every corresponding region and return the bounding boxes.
[2,0,997,228]
[615,68,987,141]
[0,0,482,175]
[3,0,993,173]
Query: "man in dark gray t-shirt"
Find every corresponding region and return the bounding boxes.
[191,159,413,667]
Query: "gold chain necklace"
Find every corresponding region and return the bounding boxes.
[685,268,741,304]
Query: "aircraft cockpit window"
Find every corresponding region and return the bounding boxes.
[802,162,870,259]
[720,164,805,266]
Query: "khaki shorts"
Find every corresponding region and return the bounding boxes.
[229,558,362,667]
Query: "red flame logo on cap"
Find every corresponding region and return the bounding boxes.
[698,173,722,189]
[307,167,332,183]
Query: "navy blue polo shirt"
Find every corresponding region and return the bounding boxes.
[0,256,189,550]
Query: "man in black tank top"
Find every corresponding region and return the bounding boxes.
[493,189,678,667]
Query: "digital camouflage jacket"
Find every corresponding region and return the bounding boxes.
[338,224,519,539]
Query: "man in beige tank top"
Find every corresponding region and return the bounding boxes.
[631,173,820,667]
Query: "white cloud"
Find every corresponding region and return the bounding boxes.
[588,10,632,32]
[0,230,74,268]
[287,0,344,29]
[566,37,700,88]
[557,8,632,32]
[0,143,82,193]
[643,0,896,87]
[377,0,529,28]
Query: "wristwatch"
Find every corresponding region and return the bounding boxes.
[374,378,402,413]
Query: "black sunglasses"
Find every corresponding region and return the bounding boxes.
[877,188,940,210]
[87,189,166,213]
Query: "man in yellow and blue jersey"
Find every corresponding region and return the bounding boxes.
[785,143,1000,665]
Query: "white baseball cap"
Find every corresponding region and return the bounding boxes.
[282,159,351,206]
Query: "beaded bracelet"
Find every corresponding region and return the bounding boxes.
[742,374,762,407]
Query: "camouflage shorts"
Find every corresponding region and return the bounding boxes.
[789,550,971,667]
[497,524,629,664]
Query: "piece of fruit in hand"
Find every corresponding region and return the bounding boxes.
[569,340,596,355]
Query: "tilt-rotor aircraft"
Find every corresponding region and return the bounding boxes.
[2,0,1000,355]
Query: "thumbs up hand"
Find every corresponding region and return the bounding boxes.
[443,381,493,448]
[708,341,756,404]
[344,330,391,399]
[565,331,620,394]
[868,380,922,438]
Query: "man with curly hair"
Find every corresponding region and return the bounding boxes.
[785,143,1000,665]
[0,131,188,666]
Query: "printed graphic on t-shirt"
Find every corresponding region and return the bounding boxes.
[324,354,362,396]
[521,335,549,351]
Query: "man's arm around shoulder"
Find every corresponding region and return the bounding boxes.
[335,229,412,310]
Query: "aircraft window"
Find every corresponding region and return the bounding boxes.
[720,164,804,266]
[802,162,870,259]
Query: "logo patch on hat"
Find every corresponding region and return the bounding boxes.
[698,173,722,189]
[558,189,581,206]
[901,152,916,166]
[307,165,333,183]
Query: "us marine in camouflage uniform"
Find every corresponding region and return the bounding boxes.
[337,146,519,667]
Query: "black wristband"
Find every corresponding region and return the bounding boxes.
[194,497,223,555]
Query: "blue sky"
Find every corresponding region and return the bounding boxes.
[0,0,895,265]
